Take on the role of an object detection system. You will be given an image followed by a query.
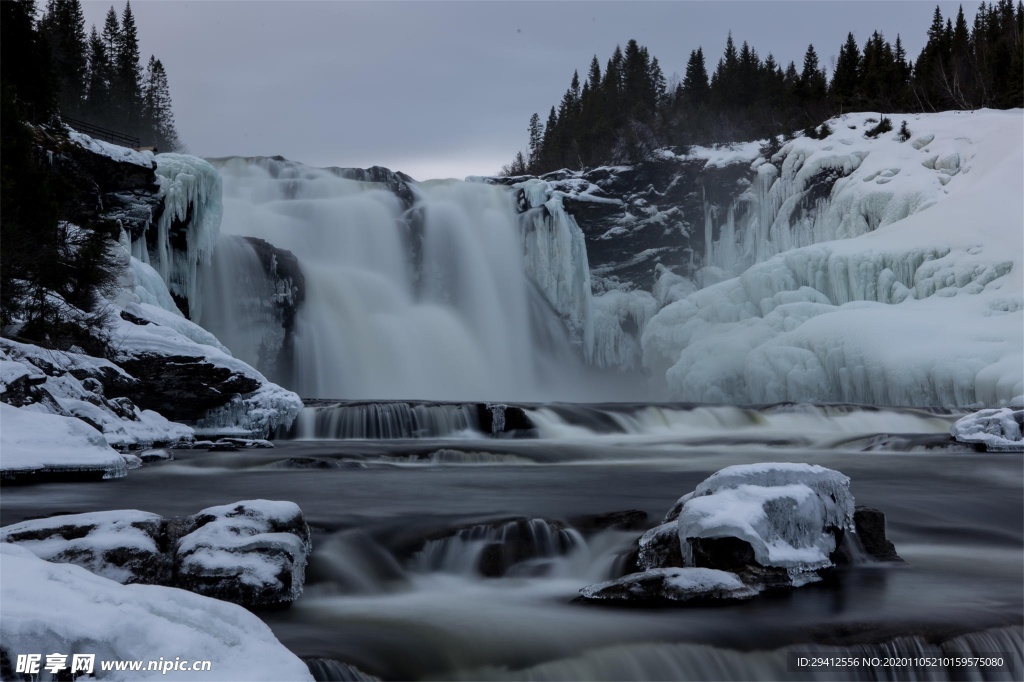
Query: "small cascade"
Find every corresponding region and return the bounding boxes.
[292,402,480,439]
[522,403,957,442]
[305,659,379,682]
[409,518,586,577]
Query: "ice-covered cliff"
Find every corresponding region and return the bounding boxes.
[639,110,1023,407]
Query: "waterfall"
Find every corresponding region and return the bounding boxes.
[205,158,600,401]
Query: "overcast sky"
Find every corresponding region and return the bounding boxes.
[81,1,976,180]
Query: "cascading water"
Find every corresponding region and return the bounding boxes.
[202,157,603,401]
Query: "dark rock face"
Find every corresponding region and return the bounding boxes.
[475,403,534,435]
[240,236,306,380]
[537,158,755,291]
[113,352,260,421]
[637,522,684,571]
[328,165,417,209]
[55,129,161,241]
[569,509,648,535]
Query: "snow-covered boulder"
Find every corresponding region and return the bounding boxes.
[1,501,313,609]
[0,510,169,584]
[0,543,314,681]
[950,407,1024,452]
[579,463,887,606]
[578,567,758,605]
[678,463,854,576]
[174,500,312,608]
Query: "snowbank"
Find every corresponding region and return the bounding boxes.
[0,403,128,478]
[643,110,1023,407]
[0,543,313,681]
[67,130,154,168]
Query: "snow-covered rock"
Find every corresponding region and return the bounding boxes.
[107,301,301,436]
[174,500,312,608]
[950,407,1024,452]
[1,501,313,609]
[678,463,854,575]
[0,543,314,681]
[578,567,759,604]
[0,338,194,450]
[0,510,169,584]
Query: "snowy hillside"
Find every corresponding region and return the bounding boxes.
[641,109,1023,407]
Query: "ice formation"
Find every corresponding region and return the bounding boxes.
[950,407,1024,451]
[643,110,1023,407]
[516,179,595,352]
[131,154,222,320]
[677,463,855,573]
[0,544,314,681]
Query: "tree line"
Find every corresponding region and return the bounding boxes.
[503,2,1023,175]
[1,0,161,347]
[38,0,181,150]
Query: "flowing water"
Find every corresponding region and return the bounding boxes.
[3,404,1021,680]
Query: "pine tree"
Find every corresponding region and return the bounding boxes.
[681,47,710,106]
[527,112,543,171]
[832,32,861,110]
[101,6,119,57]
[84,25,111,122]
[40,0,88,116]
[113,1,142,133]
[151,58,180,151]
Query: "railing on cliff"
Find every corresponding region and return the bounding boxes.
[60,116,141,150]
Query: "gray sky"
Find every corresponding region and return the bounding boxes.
[81,1,976,180]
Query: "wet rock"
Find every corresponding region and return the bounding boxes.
[270,457,358,470]
[475,403,534,435]
[851,506,902,562]
[637,521,683,570]
[570,509,648,535]
[577,567,759,605]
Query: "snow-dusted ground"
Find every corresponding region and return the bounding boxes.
[643,109,1023,407]
[0,543,314,681]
